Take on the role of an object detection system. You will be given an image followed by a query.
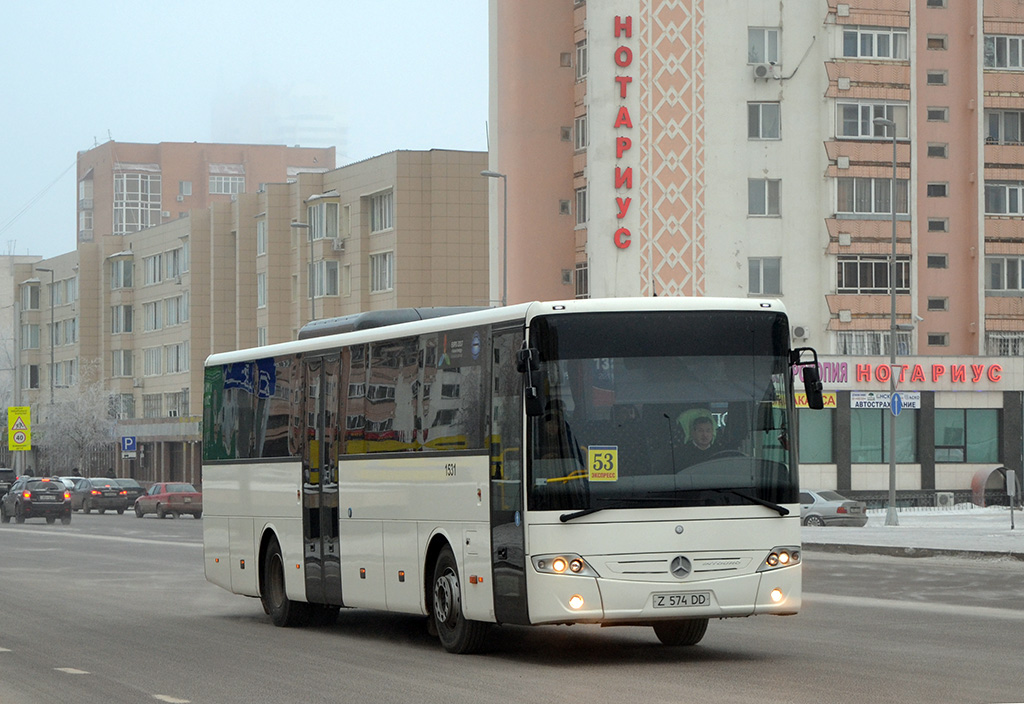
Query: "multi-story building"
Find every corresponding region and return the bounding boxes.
[15,146,488,483]
[487,0,1024,503]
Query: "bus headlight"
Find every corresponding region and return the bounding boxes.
[532,553,600,577]
[757,546,800,572]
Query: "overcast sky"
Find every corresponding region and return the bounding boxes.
[0,1,489,259]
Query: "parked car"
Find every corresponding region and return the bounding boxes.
[71,478,129,514]
[0,467,16,499]
[134,482,202,519]
[0,476,72,524]
[113,478,146,504]
[799,490,868,527]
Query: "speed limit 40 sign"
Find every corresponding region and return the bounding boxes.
[8,406,31,451]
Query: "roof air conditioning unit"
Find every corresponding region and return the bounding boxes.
[792,325,809,340]
[935,491,955,509]
[176,195,185,202]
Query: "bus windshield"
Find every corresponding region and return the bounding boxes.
[527,310,797,513]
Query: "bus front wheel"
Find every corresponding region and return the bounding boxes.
[653,618,709,646]
[431,545,488,653]
[261,538,311,627]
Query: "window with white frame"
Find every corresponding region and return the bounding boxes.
[986,109,1024,144]
[179,180,192,196]
[257,327,268,347]
[985,181,1024,215]
[144,254,163,285]
[256,219,267,255]
[748,102,781,139]
[257,272,267,308]
[575,39,588,80]
[575,186,588,226]
[112,350,133,377]
[165,390,189,416]
[21,324,39,350]
[65,318,78,344]
[52,321,61,347]
[67,276,77,302]
[111,305,132,334]
[370,251,394,292]
[111,259,133,289]
[209,175,245,194]
[837,255,911,294]
[749,257,782,294]
[837,177,909,215]
[574,114,588,151]
[50,281,63,306]
[836,330,912,355]
[984,35,1024,70]
[165,248,185,279]
[987,331,1024,355]
[748,179,781,216]
[986,256,1024,291]
[308,202,339,241]
[143,394,162,419]
[79,209,93,236]
[842,26,909,60]
[836,102,909,139]
[22,283,39,311]
[22,364,39,389]
[370,191,393,233]
[575,261,589,299]
[313,261,339,297]
[114,173,161,236]
[144,348,162,376]
[165,295,186,326]
[748,27,780,63]
[165,342,189,373]
[143,301,163,331]
[112,393,135,419]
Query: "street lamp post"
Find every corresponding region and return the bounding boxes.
[290,221,315,321]
[873,115,900,527]
[481,170,508,307]
[35,267,55,406]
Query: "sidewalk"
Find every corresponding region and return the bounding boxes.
[801,505,1024,560]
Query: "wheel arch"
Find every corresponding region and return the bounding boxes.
[422,531,455,616]
[257,526,282,599]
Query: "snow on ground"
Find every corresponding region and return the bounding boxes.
[801,505,1024,555]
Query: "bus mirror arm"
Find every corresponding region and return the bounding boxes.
[518,346,545,416]
[790,346,824,410]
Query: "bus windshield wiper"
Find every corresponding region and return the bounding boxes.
[713,489,789,516]
[559,498,666,522]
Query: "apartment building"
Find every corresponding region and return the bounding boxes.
[487,0,1024,502]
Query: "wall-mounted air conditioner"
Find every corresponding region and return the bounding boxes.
[333,238,346,252]
[176,195,185,202]
[753,62,781,80]
[792,325,809,340]
[935,491,955,509]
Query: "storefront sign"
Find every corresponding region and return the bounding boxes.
[612,15,634,249]
[795,361,1003,387]
[795,392,837,409]
[851,391,921,410]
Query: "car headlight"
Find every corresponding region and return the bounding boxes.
[532,553,600,577]
[757,546,801,572]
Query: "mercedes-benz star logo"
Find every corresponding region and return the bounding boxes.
[670,555,692,579]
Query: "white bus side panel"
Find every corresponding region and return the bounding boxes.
[338,454,493,620]
[203,461,305,602]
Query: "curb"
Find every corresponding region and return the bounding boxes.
[802,542,1024,562]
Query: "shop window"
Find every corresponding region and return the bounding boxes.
[851,408,917,463]
[935,409,999,462]
[798,408,833,463]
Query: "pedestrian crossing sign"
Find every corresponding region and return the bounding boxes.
[8,406,31,451]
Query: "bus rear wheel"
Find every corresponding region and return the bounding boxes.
[261,537,311,627]
[653,618,708,646]
[431,545,488,653]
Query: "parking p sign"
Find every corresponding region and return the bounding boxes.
[121,436,137,458]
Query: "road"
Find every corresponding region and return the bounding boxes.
[1,515,1021,704]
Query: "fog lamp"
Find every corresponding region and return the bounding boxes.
[770,588,784,603]
[568,594,584,610]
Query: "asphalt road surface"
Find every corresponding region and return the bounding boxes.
[1,514,1021,704]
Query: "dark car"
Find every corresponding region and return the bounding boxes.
[1,476,72,524]
[0,467,15,499]
[799,489,869,527]
[113,478,146,504]
[134,482,202,519]
[71,478,130,514]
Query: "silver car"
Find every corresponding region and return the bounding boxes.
[799,490,868,527]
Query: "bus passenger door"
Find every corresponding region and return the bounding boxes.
[490,327,528,624]
[302,354,343,606]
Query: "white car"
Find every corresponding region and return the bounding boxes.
[799,490,868,527]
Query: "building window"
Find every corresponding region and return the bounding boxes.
[927,143,948,158]
[926,107,949,122]
[984,35,1024,70]
[111,259,133,289]
[748,178,781,216]
[926,0,946,6]
[837,330,911,356]
[165,295,186,326]
[370,251,394,293]
[308,201,339,241]
[574,114,588,151]
[927,333,949,346]
[748,27,780,64]
[22,364,39,389]
[256,219,267,255]
[575,186,588,226]
[927,254,948,269]
[927,218,948,232]
[165,342,189,374]
[111,305,132,334]
[257,272,267,308]
[926,70,948,85]
[927,183,949,198]
[370,191,393,233]
[21,283,40,311]
[114,173,161,236]
[143,301,163,332]
[836,101,909,139]
[986,256,1024,291]
[313,261,339,297]
[575,39,588,80]
[21,324,39,350]
[837,255,910,294]
[112,350,133,377]
[797,408,833,463]
[144,348,162,376]
[749,257,782,294]
[985,110,1024,144]
[165,248,186,279]
[927,297,949,311]
[165,390,189,416]
[209,175,245,195]
[179,180,192,196]
[987,331,1024,355]
[144,254,163,285]
[985,182,1024,215]
[842,26,909,60]
[257,327,268,347]
[926,35,948,50]
[113,394,135,419]
[837,177,909,215]
[79,209,93,236]
[575,261,589,299]
[851,408,917,462]
[143,394,163,419]
[935,409,999,462]
[748,102,781,139]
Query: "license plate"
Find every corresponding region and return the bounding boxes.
[653,591,711,608]
[183,497,192,503]
[36,495,58,502]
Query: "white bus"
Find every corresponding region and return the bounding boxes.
[202,297,824,653]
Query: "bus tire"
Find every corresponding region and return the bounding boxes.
[261,537,311,627]
[431,545,488,653]
[653,618,708,646]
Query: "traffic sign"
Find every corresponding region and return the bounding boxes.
[891,392,903,417]
[7,406,31,451]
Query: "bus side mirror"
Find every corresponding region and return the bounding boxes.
[517,346,544,416]
[802,366,824,410]
[516,347,539,373]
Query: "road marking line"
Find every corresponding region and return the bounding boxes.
[805,592,1024,621]
[153,696,191,703]
[54,667,90,675]
[0,647,11,652]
